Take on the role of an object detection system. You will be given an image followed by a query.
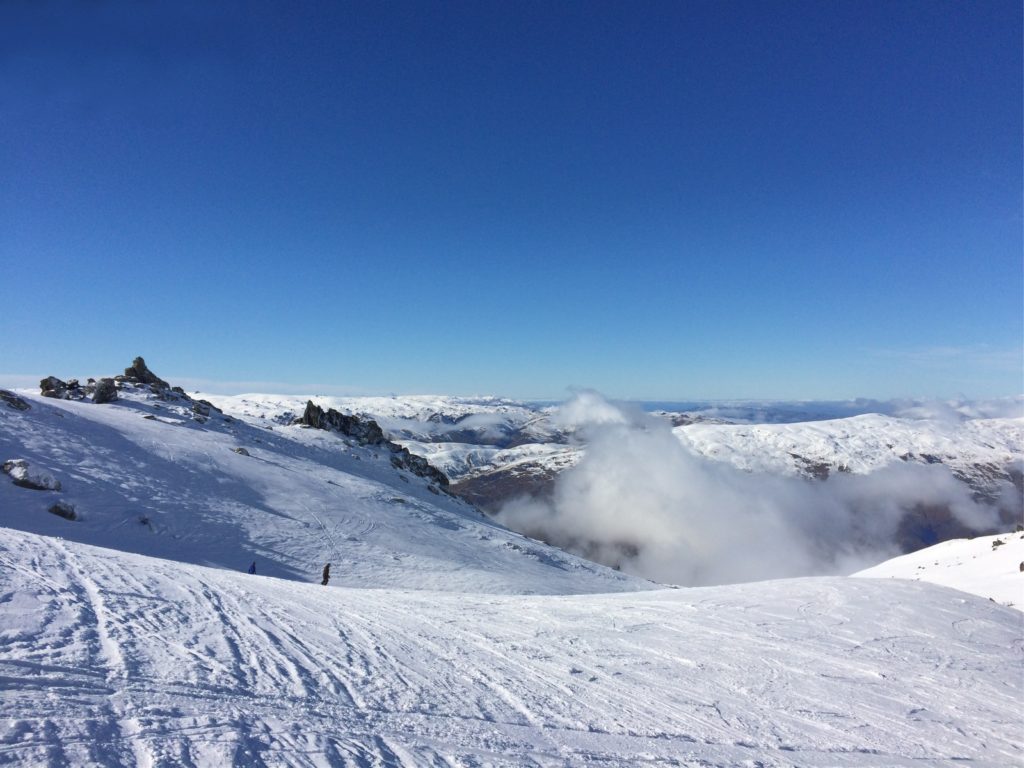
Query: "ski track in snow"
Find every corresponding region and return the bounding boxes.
[2,389,1022,766]
[1,530,1021,767]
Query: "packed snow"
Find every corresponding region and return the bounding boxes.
[2,380,1023,765]
[855,531,1024,610]
[1,528,1021,766]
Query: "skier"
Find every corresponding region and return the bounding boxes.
[247,561,256,575]
[321,563,331,586]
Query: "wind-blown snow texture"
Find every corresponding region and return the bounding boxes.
[1,529,1021,766]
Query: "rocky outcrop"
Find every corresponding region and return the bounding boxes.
[92,378,118,404]
[3,459,61,491]
[295,401,449,487]
[0,390,30,411]
[192,399,222,419]
[35,358,212,416]
[296,402,388,445]
[389,446,450,488]
[123,356,170,389]
[39,377,89,400]
[39,376,68,399]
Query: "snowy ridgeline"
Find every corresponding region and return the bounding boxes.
[0,388,643,595]
[2,378,1023,764]
[203,392,1024,483]
[1,528,1021,766]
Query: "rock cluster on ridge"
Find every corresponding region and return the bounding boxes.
[296,401,450,488]
[36,357,225,416]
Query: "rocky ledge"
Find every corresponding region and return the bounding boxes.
[295,401,450,489]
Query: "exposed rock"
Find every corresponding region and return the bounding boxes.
[92,378,119,404]
[233,447,250,456]
[189,399,222,420]
[39,376,67,399]
[389,444,450,488]
[788,452,833,481]
[47,501,76,521]
[296,402,387,445]
[124,356,170,389]
[0,390,30,411]
[3,459,61,491]
[295,401,450,487]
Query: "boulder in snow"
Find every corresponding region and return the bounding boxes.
[92,378,118,404]
[2,459,61,491]
[47,501,76,521]
[39,376,67,399]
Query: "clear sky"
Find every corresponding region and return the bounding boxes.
[1,1,1021,400]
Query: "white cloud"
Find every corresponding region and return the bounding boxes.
[496,392,1009,587]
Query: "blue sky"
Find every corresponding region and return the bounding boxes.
[1,1,1021,399]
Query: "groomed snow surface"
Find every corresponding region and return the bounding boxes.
[2,388,1023,765]
[855,531,1024,610]
[2,529,1022,767]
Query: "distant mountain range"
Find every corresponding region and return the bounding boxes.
[1,360,1021,764]
[205,392,1023,561]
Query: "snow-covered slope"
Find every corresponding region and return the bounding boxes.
[1,527,1021,766]
[203,395,1024,546]
[3,375,1023,765]
[0,387,642,595]
[855,531,1024,609]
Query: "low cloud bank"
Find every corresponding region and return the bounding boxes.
[496,392,1009,586]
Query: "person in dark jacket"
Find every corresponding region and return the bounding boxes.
[248,561,256,575]
[321,563,331,586]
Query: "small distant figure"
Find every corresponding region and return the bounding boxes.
[321,563,331,586]
[248,561,256,575]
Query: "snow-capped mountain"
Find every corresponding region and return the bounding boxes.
[205,392,1024,556]
[206,393,1023,493]
[2,362,1022,765]
[0,365,642,595]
